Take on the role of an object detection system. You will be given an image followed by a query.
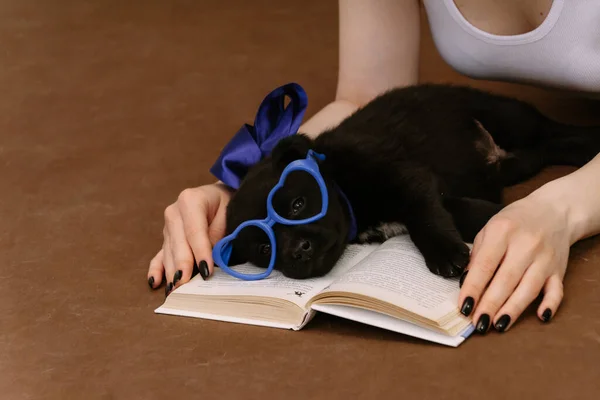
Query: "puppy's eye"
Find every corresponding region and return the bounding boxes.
[291,197,306,214]
[258,243,271,256]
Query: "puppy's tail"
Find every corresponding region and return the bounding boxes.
[539,120,600,167]
[497,121,600,186]
[465,87,600,167]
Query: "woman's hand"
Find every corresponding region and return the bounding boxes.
[147,182,233,296]
[458,183,576,334]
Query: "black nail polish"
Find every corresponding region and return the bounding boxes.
[495,314,511,332]
[476,314,490,334]
[165,282,173,297]
[461,297,474,316]
[199,260,209,280]
[173,270,182,285]
[459,271,468,288]
[148,276,155,289]
[542,308,552,323]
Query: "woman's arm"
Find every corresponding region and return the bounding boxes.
[301,0,421,137]
[553,153,600,244]
[459,153,600,333]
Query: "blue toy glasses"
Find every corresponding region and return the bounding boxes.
[212,150,330,281]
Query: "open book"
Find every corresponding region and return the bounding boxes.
[155,235,475,347]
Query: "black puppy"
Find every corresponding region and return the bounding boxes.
[225,84,600,279]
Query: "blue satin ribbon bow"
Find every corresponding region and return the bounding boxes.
[210,83,308,190]
[209,83,357,242]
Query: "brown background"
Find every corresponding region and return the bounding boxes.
[2,1,600,399]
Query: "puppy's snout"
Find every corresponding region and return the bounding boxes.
[292,239,313,261]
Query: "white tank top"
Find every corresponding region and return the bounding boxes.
[422,0,600,94]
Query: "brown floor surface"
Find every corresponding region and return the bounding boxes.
[2,1,600,399]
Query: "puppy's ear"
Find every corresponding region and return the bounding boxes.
[271,134,314,170]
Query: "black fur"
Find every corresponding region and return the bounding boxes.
[225,84,600,279]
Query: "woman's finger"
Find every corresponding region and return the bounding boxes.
[460,231,484,288]
[207,197,229,247]
[162,235,176,296]
[147,249,165,289]
[459,218,512,317]
[470,230,484,258]
[491,259,549,332]
[165,203,197,289]
[178,188,217,279]
[471,241,535,334]
[537,274,564,323]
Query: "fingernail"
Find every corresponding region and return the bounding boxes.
[148,276,155,289]
[495,314,511,333]
[459,270,468,288]
[173,270,182,285]
[542,308,552,323]
[199,260,209,280]
[165,282,173,297]
[461,297,474,316]
[476,314,490,334]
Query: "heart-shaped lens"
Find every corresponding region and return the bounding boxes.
[267,161,328,225]
[270,170,323,221]
[212,220,277,281]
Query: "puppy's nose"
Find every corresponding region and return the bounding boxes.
[292,240,313,261]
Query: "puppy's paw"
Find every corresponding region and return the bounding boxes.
[419,234,471,278]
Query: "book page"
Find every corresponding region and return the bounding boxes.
[315,235,464,321]
[311,304,474,347]
[172,243,378,308]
